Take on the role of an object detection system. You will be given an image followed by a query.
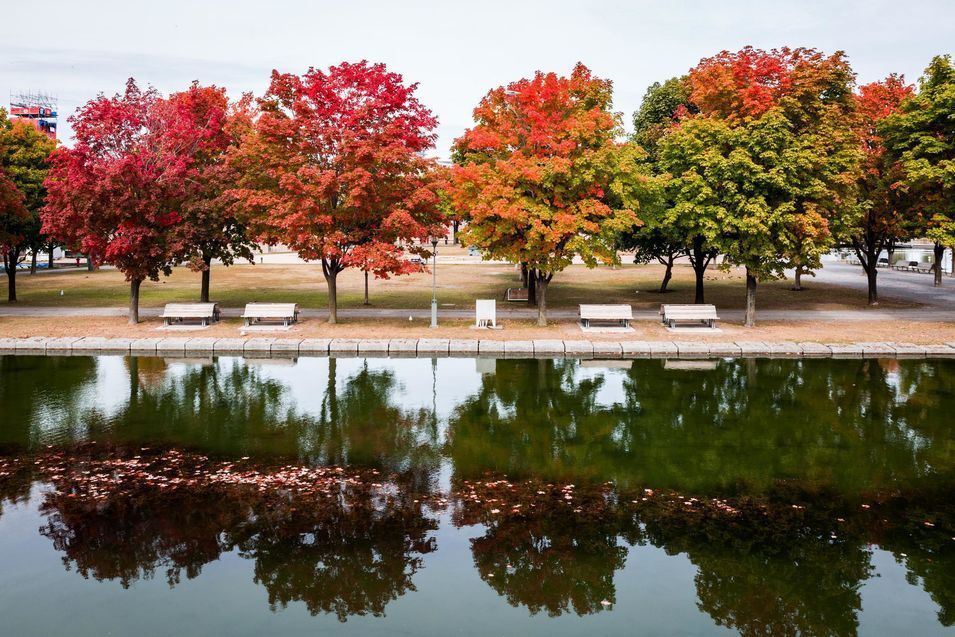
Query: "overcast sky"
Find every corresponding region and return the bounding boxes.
[1,0,952,158]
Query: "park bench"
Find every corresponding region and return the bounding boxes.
[660,304,719,329]
[241,303,300,327]
[475,299,498,329]
[160,303,220,327]
[579,304,633,328]
[505,287,529,302]
[894,260,933,273]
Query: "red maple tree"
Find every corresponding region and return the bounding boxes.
[162,83,257,302]
[42,79,190,323]
[230,61,443,323]
[843,75,916,304]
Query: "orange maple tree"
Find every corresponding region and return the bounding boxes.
[450,63,649,326]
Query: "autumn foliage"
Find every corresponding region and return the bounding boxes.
[688,46,855,123]
[42,79,253,322]
[162,83,257,302]
[833,75,916,304]
[230,61,443,323]
[450,63,649,326]
[28,49,955,328]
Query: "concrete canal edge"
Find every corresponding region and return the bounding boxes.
[2,336,955,360]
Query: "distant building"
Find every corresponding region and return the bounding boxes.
[9,91,58,139]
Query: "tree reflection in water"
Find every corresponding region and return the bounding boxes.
[451,477,955,633]
[447,358,955,493]
[32,446,441,621]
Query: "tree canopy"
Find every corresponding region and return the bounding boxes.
[230,61,444,324]
[450,63,650,326]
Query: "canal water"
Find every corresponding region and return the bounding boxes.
[0,354,953,636]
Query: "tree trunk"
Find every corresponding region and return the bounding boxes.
[933,242,944,287]
[30,250,37,275]
[86,255,94,271]
[129,279,142,325]
[323,261,339,324]
[363,270,370,305]
[659,256,674,293]
[865,264,879,305]
[792,267,802,291]
[744,268,757,328]
[690,236,710,304]
[48,246,55,270]
[5,250,17,302]
[854,241,881,306]
[527,268,537,306]
[520,262,528,287]
[452,221,460,244]
[536,274,550,327]
[200,255,212,303]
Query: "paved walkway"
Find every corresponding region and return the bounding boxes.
[811,258,955,306]
[2,335,954,359]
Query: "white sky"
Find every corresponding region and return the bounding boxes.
[1,0,952,159]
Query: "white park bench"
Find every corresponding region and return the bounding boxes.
[660,304,719,329]
[579,304,633,328]
[241,303,300,327]
[475,299,497,328]
[160,303,221,326]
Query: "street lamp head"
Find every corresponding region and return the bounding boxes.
[430,236,439,249]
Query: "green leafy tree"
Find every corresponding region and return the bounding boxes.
[627,78,701,295]
[882,55,955,287]
[0,110,56,302]
[623,226,686,292]
[660,47,858,325]
[632,77,697,161]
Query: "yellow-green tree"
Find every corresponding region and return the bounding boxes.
[0,110,56,302]
[658,47,859,326]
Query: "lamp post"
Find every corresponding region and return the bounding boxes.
[430,236,439,328]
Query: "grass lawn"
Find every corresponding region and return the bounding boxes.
[2,260,913,311]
